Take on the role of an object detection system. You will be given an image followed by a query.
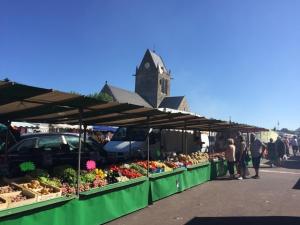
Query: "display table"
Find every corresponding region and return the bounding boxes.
[77,176,149,225]
[0,177,149,225]
[182,162,211,190]
[149,167,186,202]
[0,196,76,225]
[210,160,227,179]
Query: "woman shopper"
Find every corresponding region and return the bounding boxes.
[225,138,236,179]
[236,135,247,180]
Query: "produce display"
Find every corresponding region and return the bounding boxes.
[178,152,209,166]
[0,184,20,196]
[17,180,61,201]
[10,194,29,202]
[209,152,225,161]
[4,190,36,209]
[134,161,174,174]
[0,149,212,212]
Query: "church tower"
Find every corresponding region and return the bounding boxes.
[135,49,171,108]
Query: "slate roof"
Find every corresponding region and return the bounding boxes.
[148,50,167,72]
[159,96,185,109]
[101,84,152,108]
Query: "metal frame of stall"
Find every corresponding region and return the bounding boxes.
[0,80,268,224]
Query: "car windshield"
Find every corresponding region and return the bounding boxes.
[111,127,148,142]
[64,135,100,152]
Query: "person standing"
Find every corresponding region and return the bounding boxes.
[250,133,266,179]
[290,136,299,157]
[267,138,277,167]
[237,135,247,180]
[225,138,236,179]
[275,136,286,166]
[283,137,290,157]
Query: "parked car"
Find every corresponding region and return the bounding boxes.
[5,133,106,176]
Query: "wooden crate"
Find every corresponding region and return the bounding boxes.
[0,196,8,211]
[0,183,22,198]
[36,183,62,202]
[7,189,37,209]
[15,181,62,202]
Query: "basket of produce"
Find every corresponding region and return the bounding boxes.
[0,196,8,211]
[7,189,37,208]
[0,183,22,198]
[15,180,62,202]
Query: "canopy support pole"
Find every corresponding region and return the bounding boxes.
[208,131,211,153]
[184,122,187,155]
[83,124,87,151]
[77,108,83,197]
[147,116,150,177]
[159,128,163,158]
[181,129,184,153]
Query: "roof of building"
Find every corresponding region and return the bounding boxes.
[101,84,152,108]
[148,49,167,72]
[159,96,185,109]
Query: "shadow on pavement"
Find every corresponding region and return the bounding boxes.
[185,216,300,225]
[293,178,300,190]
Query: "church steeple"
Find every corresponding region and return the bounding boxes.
[135,49,171,108]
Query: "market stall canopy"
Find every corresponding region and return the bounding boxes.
[0,80,267,132]
[11,121,38,129]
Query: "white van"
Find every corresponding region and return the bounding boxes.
[103,127,209,161]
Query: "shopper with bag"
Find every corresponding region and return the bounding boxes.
[250,133,266,179]
[275,136,286,166]
[225,138,236,179]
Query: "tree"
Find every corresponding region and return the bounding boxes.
[87,92,113,102]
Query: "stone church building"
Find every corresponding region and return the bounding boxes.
[100,49,190,111]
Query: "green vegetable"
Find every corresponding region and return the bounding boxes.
[62,168,77,185]
[130,164,147,176]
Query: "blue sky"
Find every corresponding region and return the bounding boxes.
[1,0,299,130]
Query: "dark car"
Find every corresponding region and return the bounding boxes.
[6,133,106,176]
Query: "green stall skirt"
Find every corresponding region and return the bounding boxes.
[77,176,149,225]
[210,160,228,180]
[149,167,186,202]
[0,196,78,225]
[182,162,211,190]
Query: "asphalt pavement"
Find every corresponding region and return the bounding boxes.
[106,156,300,225]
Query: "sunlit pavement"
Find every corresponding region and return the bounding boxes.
[106,156,300,225]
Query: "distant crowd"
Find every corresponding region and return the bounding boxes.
[225,134,299,180]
